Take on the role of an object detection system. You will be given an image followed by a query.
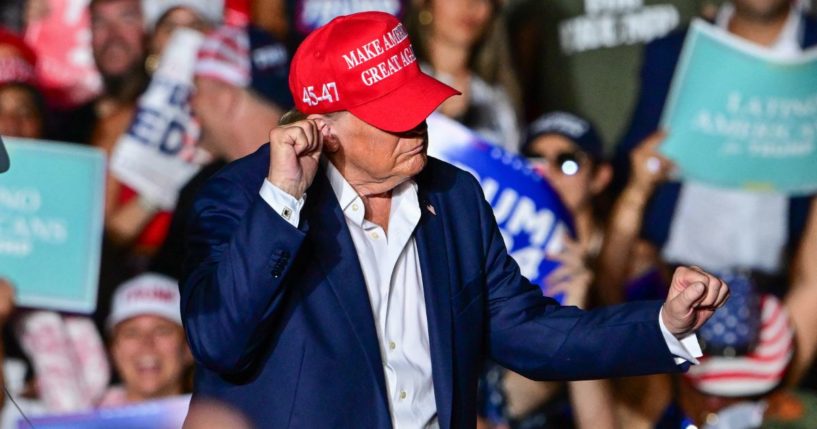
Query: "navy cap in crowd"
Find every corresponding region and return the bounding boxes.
[248,26,293,109]
[195,25,293,110]
[522,111,604,160]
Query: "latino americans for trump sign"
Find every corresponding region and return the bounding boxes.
[0,139,104,313]
[661,19,817,194]
[427,114,575,302]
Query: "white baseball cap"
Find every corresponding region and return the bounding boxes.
[141,0,224,31]
[107,273,182,330]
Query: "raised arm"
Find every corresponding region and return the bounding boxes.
[785,197,817,385]
[180,120,324,374]
[474,169,726,379]
[475,186,670,380]
[597,132,673,304]
[181,173,307,374]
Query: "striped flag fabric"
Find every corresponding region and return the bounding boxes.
[683,294,794,397]
[194,25,252,88]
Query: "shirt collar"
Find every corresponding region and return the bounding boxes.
[323,158,421,228]
[716,3,803,55]
[324,159,365,225]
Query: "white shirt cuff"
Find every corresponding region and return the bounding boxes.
[259,179,306,228]
[659,306,702,365]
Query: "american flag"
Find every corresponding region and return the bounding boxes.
[194,25,252,88]
[684,294,794,397]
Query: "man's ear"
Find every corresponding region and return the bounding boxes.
[307,113,340,153]
[220,83,242,117]
[590,162,613,196]
[199,78,241,117]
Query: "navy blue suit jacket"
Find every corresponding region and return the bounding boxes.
[615,15,817,250]
[181,145,682,428]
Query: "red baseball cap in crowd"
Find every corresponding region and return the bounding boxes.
[289,11,460,132]
[0,28,37,86]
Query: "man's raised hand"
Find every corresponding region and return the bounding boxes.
[267,119,325,200]
[662,266,730,338]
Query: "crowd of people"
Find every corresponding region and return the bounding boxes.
[0,0,815,428]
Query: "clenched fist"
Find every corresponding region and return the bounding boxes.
[267,119,325,200]
[662,266,730,338]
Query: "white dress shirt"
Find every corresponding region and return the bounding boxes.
[259,160,700,428]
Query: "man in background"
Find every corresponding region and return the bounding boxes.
[149,23,291,279]
[59,0,147,145]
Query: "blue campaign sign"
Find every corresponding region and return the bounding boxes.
[427,114,575,302]
[0,138,105,313]
[18,396,189,429]
[661,19,817,195]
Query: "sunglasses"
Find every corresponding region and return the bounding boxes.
[524,150,588,176]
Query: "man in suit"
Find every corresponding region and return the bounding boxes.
[181,11,729,428]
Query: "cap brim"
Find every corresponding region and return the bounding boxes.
[107,308,183,332]
[349,72,460,133]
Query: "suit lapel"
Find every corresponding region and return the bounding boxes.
[304,171,391,416]
[304,167,456,428]
[415,185,455,429]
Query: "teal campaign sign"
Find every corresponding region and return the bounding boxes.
[661,19,817,195]
[0,138,105,313]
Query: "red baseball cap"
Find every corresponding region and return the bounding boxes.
[0,28,37,86]
[289,11,459,132]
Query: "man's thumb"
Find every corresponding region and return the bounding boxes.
[675,282,706,311]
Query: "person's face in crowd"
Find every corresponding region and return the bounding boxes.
[0,85,43,139]
[428,0,493,48]
[322,112,429,193]
[190,76,233,158]
[90,0,145,79]
[110,315,192,402]
[150,8,211,56]
[526,134,611,214]
[733,0,791,21]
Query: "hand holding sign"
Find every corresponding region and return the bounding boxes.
[110,29,205,210]
[544,237,593,308]
[629,131,674,195]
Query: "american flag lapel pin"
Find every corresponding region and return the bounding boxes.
[426,203,436,216]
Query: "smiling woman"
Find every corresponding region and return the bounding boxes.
[405,0,522,151]
[100,273,192,407]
